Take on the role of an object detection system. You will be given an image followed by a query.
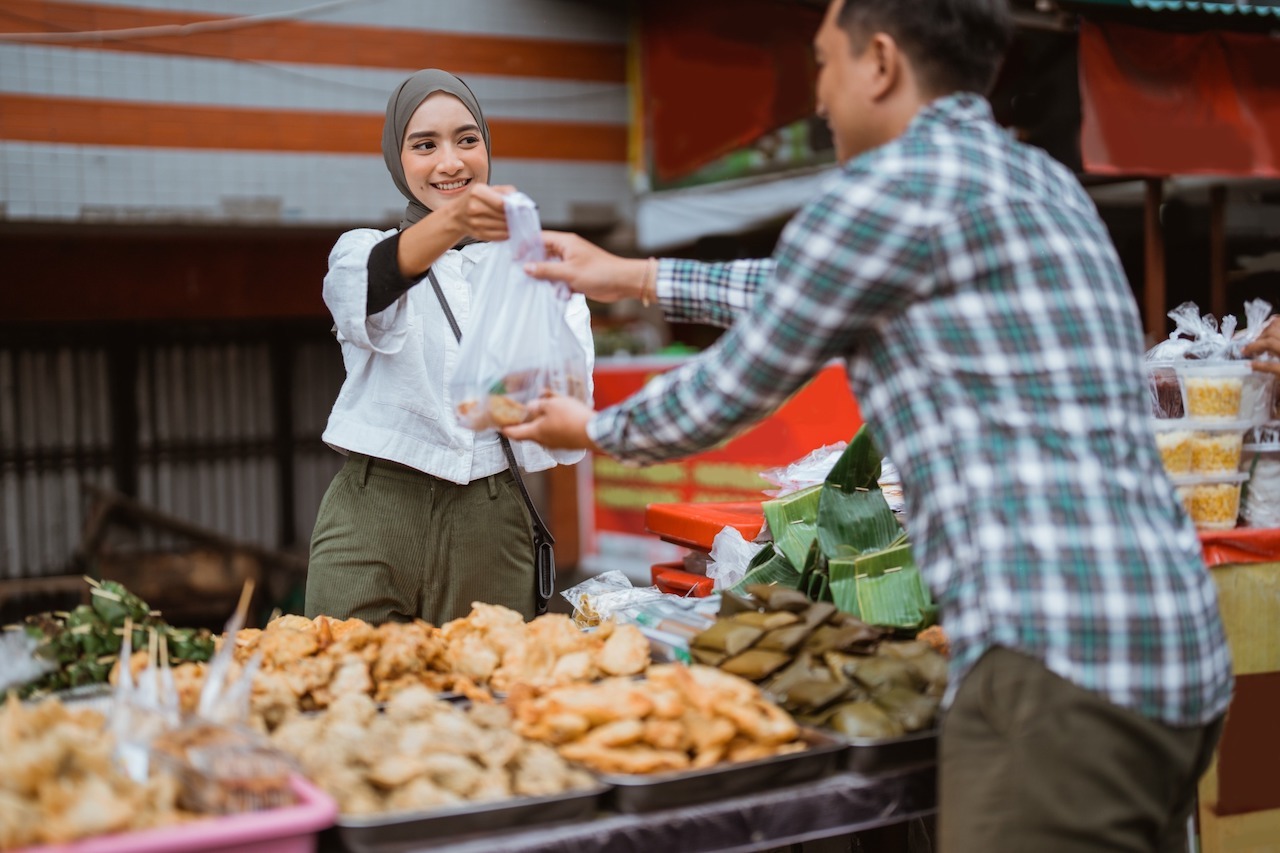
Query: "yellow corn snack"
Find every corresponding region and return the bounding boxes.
[1188,482,1241,529]
[1190,431,1243,474]
[1155,430,1192,474]
[1184,377,1243,418]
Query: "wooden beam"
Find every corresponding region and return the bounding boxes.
[1143,179,1167,338]
[1209,184,1228,321]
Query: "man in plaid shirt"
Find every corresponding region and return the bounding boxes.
[509,0,1232,848]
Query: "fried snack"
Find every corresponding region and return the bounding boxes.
[441,605,650,692]
[158,605,648,733]
[507,664,807,776]
[0,695,189,849]
[487,393,529,426]
[269,686,595,816]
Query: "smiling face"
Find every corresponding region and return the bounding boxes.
[399,92,489,210]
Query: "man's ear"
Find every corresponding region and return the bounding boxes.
[866,32,901,101]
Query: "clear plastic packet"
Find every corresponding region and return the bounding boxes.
[610,596,720,664]
[0,630,55,694]
[150,718,296,814]
[450,192,591,431]
[560,570,666,628]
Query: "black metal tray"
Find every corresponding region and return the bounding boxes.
[334,784,609,853]
[838,727,937,774]
[593,727,846,814]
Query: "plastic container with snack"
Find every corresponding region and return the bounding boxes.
[1178,362,1251,420]
[1171,472,1249,531]
[1147,362,1186,419]
[1188,423,1248,474]
[1152,421,1193,475]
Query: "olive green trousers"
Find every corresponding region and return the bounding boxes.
[939,646,1223,853]
[304,453,536,625]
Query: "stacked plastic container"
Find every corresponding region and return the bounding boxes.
[1150,360,1277,530]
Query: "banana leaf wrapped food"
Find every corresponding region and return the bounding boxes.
[823,700,905,739]
[872,685,940,732]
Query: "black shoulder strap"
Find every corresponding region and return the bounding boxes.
[426,268,554,545]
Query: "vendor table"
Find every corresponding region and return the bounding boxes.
[323,764,934,853]
[645,501,1280,853]
[1196,527,1280,853]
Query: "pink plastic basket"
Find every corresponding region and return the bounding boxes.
[17,775,337,853]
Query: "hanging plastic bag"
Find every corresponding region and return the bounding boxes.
[451,192,591,431]
[1229,298,1274,359]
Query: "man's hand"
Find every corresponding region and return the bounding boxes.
[523,231,649,303]
[501,394,599,451]
[1242,316,1280,378]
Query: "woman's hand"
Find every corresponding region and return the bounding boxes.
[1243,316,1280,377]
[501,394,598,451]
[523,231,650,303]
[449,183,515,242]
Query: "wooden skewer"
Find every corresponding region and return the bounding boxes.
[234,579,256,626]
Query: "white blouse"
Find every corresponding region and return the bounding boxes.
[321,227,593,484]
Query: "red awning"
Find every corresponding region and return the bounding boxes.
[1078,19,1280,177]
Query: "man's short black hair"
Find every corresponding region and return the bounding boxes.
[835,0,1012,95]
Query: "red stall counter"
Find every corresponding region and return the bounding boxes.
[582,357,860,578]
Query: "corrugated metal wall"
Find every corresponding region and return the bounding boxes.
[0,327,343,581]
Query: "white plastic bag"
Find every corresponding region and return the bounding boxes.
[760,442,847,497]
[451,192,591,431]
[707,525,764,590]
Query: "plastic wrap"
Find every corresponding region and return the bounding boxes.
[760,442,847,497]
[1242,422,1280,528]
[707,525,764,590]
[559,571,665,628]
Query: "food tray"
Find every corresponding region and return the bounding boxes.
[838,728,938,775]
[594,727,845,814]
[16,775,336,853]
[335,784,609,853]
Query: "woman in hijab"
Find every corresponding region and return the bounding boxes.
[305,69,594,625]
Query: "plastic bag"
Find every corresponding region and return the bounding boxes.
[1147,302,1231,363]
[560,570,666,628]
[707,525,764,590]
[760,442,847,497]
[1230,299,1274,359]
[451,192,591,431]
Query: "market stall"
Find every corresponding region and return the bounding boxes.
[3,553,939,853]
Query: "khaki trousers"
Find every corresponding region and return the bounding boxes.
[939,647,1223,853]
[304,453,536,625]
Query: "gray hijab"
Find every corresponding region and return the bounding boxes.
[381,69,491,234]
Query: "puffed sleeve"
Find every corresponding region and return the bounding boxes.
[323,228,410,353]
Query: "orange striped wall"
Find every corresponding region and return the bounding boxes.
[0,0,626,82]
[0,93,629,161]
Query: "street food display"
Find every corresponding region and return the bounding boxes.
[0,695,188,849]
[0,547,953,853]
[269,686,596,816]
[690,585,947,739]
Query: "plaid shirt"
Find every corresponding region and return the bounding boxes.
[589,93,1232,725]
